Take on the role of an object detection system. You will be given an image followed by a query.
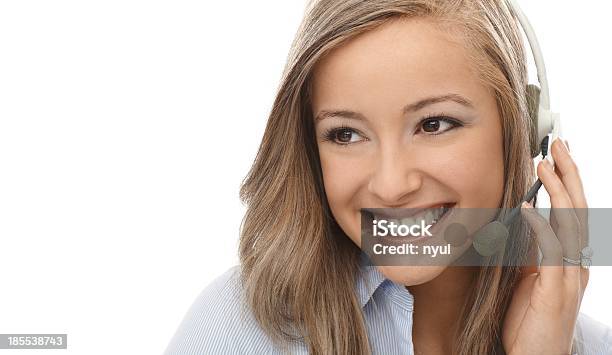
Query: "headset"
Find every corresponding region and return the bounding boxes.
[472,0,562,256]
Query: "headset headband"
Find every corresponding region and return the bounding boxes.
[506,0,560,159]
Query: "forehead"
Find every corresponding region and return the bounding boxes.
[311,18,488,113]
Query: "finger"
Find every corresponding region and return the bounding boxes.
[563,140,589,291]
[538,159,581,272]
[549,140,589,285]
[538,159,574,209]
[520,202,563,287]
[580,267,589,304]
[551,138,588,209]
[551,140,589,299]
[552,139,589,256]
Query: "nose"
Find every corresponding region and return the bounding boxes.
[367,147,423,205]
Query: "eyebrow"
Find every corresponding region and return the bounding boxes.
[314,93,474,122]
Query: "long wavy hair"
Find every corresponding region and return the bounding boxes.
[239,0,534,354]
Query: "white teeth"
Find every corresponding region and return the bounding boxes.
[401,217,415,226]
[432,208,442,221]
[374,205,450,226]
[424,210,434,225]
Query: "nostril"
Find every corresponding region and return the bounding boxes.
[366,150,424,204]
[367,172,423,205]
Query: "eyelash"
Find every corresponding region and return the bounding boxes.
[322,125,362,145]
[417,114,464,136]
[321,115,464,146]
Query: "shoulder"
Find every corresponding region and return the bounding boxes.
[573,312,612,355]
[164,266,289,355]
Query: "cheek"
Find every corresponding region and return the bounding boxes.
[320,153,348,205]
[407,121,504,208]
[320,152,358,207]
[433,127,504,207]
[319,150,366,242]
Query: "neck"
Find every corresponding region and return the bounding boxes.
[407,266,478,355]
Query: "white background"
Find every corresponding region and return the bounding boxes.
[0,1,610,354]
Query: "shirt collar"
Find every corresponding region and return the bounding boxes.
[356,253,415,312]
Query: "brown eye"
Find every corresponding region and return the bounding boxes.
[422,119,441,133]
[324,127,365,145]
[336,129,353,143]
[418,117,461,135]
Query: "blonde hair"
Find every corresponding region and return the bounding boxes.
[239,0,534,354]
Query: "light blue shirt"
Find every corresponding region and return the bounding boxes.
[165,264,612,354]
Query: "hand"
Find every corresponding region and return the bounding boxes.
[502,139,589,355]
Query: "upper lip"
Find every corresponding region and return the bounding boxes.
[362,202,455,219]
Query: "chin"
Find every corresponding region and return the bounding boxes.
[376,265,448,286]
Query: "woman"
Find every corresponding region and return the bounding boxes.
[166,0,612,354]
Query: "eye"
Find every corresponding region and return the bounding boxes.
[323,127,366,145]
[417,116,462,135]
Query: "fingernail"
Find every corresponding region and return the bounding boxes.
[556,138,569,153]
[542,159,553,171]
[565,139,571,153]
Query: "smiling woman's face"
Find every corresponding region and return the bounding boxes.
[311,18,506,285]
